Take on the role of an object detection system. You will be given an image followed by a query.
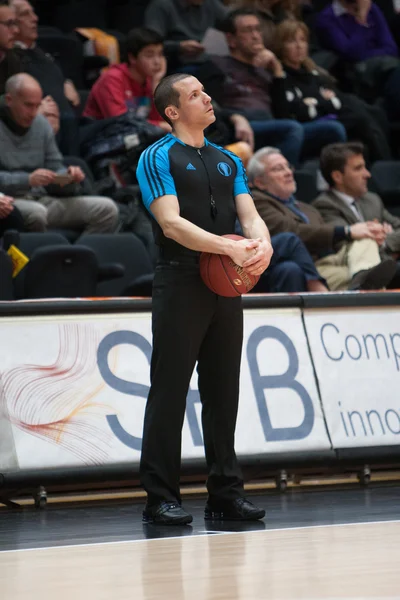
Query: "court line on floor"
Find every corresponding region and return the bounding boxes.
[1,518,400,555]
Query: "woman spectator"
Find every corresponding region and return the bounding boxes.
[272,19,391,162]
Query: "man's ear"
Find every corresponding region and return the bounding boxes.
[127,52,136,68]
[331,169,342,187]
[225,32,236,51]
[165,105,179,124]
[5,93,11,107]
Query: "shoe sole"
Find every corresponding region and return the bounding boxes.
[204,510,266,521]
[142,515,193,525]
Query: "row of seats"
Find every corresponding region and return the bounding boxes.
[1,231,154,301]
[35,0,148,34]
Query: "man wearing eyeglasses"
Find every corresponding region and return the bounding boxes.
[248,146,397,291]
[0,0,20,94]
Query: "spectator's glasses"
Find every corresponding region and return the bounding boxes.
[268,163,295,174]
[0,19,19,29]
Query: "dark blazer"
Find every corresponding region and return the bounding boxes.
[313,189,400,252]
[252,187,336,256]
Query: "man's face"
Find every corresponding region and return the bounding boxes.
[0,7,19,51]
[228,15,264,59]
[13,0,38,45]
[7,84,42,128]
[333,154,370,197]
[169,76,215,129]
[134,44,164,78]
[255,153,296,199]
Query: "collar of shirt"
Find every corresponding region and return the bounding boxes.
[332,189,363,219]
[14,40,36,49]
[332,0,348,17]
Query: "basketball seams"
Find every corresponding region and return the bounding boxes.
[218,254,241,296]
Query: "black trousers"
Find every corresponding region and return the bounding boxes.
[140,260,245,507]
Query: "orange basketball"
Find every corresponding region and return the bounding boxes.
[199,234,260,297]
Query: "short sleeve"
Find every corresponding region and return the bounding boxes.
[230,152,251,197]
[136,142,177,213]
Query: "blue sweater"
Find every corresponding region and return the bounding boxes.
[316,3,398,62]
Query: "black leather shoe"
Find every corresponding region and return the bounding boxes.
[349,259,397,291]
[204,497,265,521]
[142,501,193,525]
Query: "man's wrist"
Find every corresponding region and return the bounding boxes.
[345,224,352,240]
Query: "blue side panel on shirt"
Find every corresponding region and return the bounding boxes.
[136,134,178,214]
[207,141,251,197]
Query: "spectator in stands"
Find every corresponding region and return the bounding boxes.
[255,231,329,292]
[199,9,347,166]
[273,19,391,162]
[144,0,228,71]
[0,74,119,233]
[248,146,397,290]
[315,0,400,118]
[0,0,20,94]
[234,0,299,48]
[10,0,81,155]
[84,28,170,131]
[314,142,400,287]
[0,194,24,237]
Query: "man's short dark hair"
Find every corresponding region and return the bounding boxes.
[222,8,260,35]
[126,27,163,58]
[0,1,10,6]
[320,142,365,187]
[154,73,192,127]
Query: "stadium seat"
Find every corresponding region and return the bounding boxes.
[77,232,154,296]
[0,249,14,301]
[3,230,124,299]
[369,161,400,216]
[294,169,319,204]
[107,0,148,34]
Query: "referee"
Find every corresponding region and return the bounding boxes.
[136,73,273,525]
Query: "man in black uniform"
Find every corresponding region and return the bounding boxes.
[136,73,273,525]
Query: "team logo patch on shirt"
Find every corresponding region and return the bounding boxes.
[217,162,232,177]
[186,163,196,171]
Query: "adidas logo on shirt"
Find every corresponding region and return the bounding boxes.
[186,163,196,171]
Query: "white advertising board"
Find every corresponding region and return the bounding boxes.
[304,307,400,448]
[0,308,330,471]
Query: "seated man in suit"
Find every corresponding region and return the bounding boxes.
[314,141,400,287]
[248,146,397,290]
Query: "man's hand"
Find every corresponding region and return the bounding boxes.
[230,114,254,150]
[67,166,85,183]
[253,49,284,77]
[320,88,336,101]
[29,169,56,187]
[383,222,393,234]
[367,220,386,245]
[0,195,14,218]
[152,56,168,89]
[242,238,273,276]
[64,80,81,107]
[38,95,60,134]
[227,238,260,267]
[179,40,205,57]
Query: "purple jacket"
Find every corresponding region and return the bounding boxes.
[316,3,398,62]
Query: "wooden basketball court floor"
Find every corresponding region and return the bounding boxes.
[0,484,399,600]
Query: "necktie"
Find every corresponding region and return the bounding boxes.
[286,196,310,224]
[351,200,363,221]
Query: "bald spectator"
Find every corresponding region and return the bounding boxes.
[0,74,118,233]
[0,0,20,94]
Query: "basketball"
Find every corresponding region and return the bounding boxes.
[199,234,260,297]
